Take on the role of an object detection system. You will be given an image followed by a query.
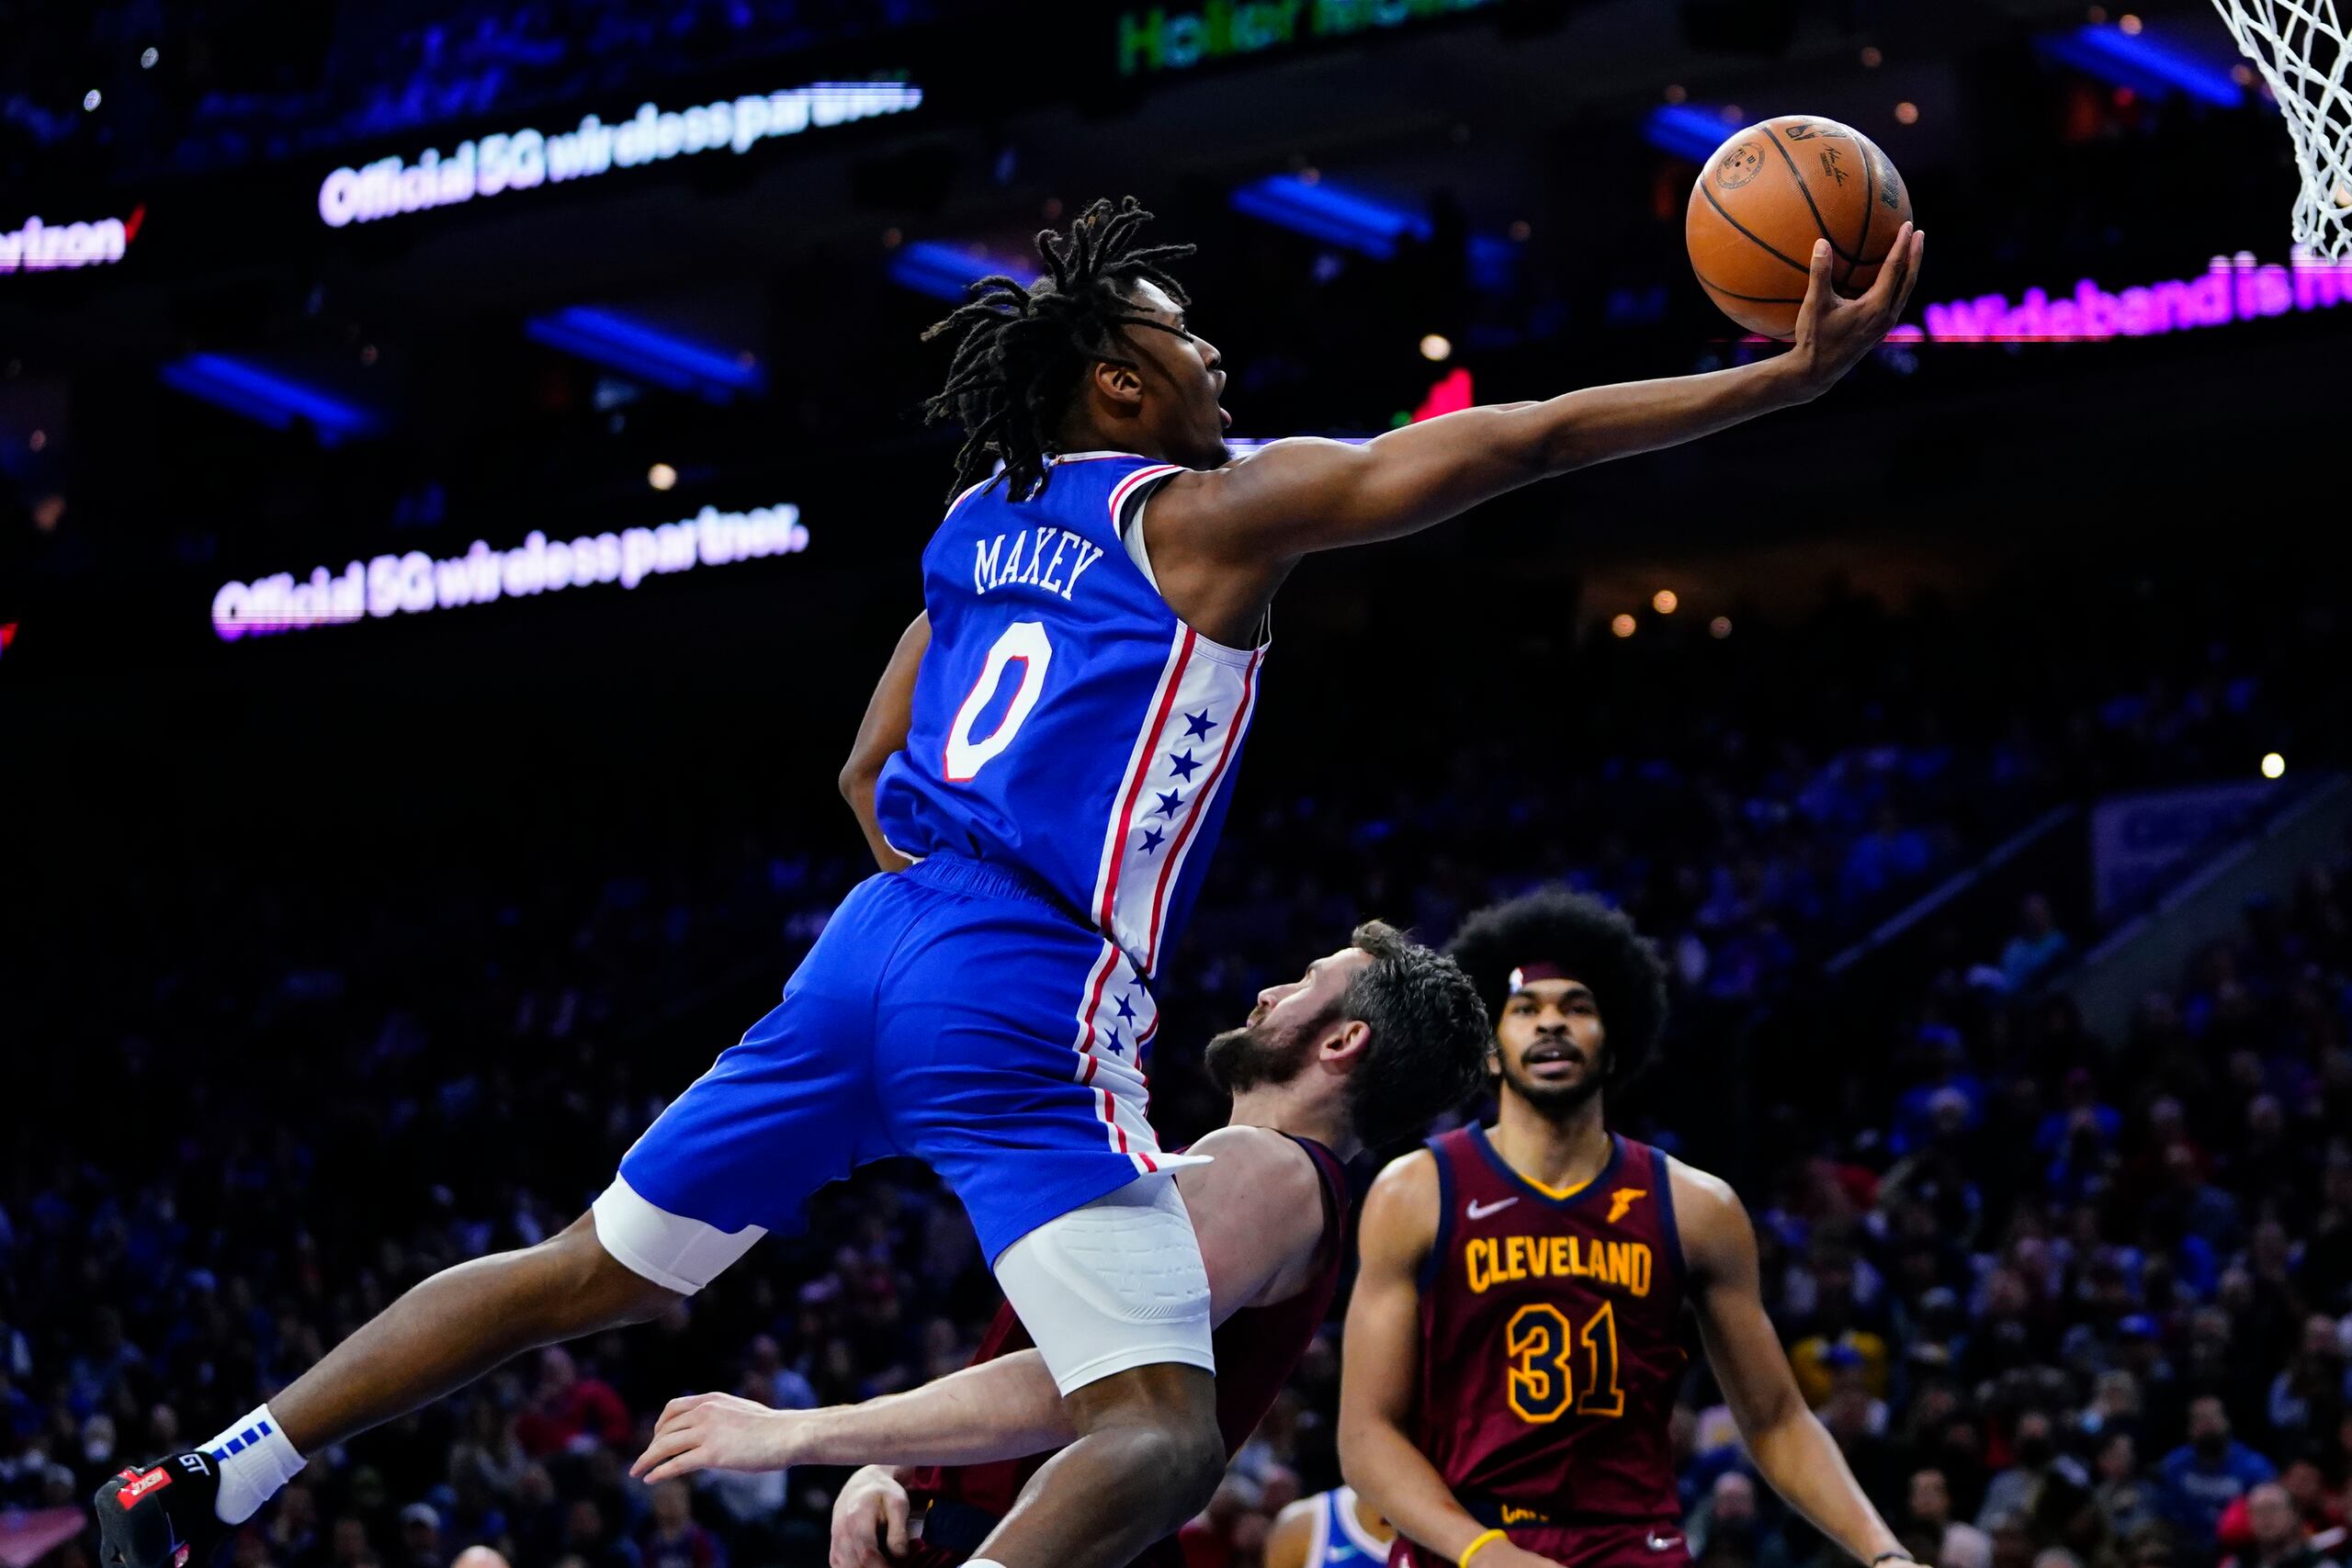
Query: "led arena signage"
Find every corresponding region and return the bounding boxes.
[1900,251,2352,342]
[316,81,921,229]
[1117,0,1505,76]
[2,209,138,274]
[211,503,808,641]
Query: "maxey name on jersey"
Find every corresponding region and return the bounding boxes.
[971,526,1108,600]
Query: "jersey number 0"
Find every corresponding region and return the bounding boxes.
[944,621,1054,783]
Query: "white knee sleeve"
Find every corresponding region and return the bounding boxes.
[992,1172,1214,1395]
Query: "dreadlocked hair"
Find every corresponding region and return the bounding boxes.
[920,195,1196,503]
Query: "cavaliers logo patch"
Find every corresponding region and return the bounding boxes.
[1715,142,1762,190]
[1606,1187,1647,1224]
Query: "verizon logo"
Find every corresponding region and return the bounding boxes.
[1,207,141,275]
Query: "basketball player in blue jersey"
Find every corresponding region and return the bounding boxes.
[1266,1489,1396,1568]
[96,197,1922,1568]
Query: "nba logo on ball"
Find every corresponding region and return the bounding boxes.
[1716,142,1762,190]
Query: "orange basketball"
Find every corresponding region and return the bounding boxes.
[1685,115,1913,339]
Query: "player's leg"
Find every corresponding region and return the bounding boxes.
[96,874,910,1568]
[968,1177,1227,1568]
[872,874,1225,1568]
[95,1210,698,1568]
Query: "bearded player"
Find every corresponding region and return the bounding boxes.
[624,925,1489,1568]
[100,199,1918,1568]
[1340,891,1920,1568]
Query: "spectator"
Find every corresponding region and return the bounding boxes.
[2220,1483,2343,1568]
[397,1503,443,1568]
[2267,1318,2351,1449]
[1979,1411,2091,1531]
[2097,1432,2162,1542]
[559,1499,639,1568]
[636,1482,723,1568]
[2002,896,2072,991]
[2161,1397,2278,1551]
[1690,1472,1796,1568]
[514,1350,631,1459]
[1908,1467,1995,1568]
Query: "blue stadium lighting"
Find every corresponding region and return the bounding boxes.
[526,307,767,404]
[159,354,379,445]
[1644,104,1734,163]
[1230,175,1430,259]
[888,241,1031,302]
[2038,23,2244,107]
[1468,234,1518,293]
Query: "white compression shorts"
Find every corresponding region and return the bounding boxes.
[591,1175,764,1295]
[991,1171,1214,1395]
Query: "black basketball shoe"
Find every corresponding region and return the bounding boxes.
[93,1452,228,1568]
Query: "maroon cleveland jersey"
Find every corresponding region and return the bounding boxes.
[1411,1126,1688,1527]
[903,1134,1351,1568]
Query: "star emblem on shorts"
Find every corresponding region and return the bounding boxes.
[1138,826,1167,854]
[1104,1027,1125,1056]
[1151,788,1183,818]
[1182,708,1217,740]
[1114,993,1138,1023]
[1166,749,1202,782]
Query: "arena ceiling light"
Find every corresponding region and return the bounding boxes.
[1643,104,1738,163]
[159,355,379,445]
[888,241,1035,302]
[1229,175,1430,259]
[2037,21,2245,107]
[525,307,767,404]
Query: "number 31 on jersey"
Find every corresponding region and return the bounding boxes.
[1505,1301,1625,1423]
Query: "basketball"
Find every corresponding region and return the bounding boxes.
[1685,115,1915,338]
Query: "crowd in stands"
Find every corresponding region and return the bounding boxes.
[5,556,2347,1568]
[2,0,953,183]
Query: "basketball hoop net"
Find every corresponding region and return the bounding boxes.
[2211,0,2352,256]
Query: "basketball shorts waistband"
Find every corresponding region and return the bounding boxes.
[1461,1497,1674,1531]
[901,853,1080,919]
[912,1495,1000,1559]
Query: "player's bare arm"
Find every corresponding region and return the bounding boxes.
[1141,225,1921,640]
[838,611,927,873]
[1340,1152,1562,1568]
[633,1126,1327,1482]
[1671,1157,1920,1568]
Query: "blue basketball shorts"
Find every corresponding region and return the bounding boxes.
[593,854,1202,1287]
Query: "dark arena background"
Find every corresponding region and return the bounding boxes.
[6,1,2352,1567]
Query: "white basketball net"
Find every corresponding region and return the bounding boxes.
[2212,0,2352,256]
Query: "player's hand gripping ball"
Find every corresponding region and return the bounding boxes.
[1687,115,1914,338]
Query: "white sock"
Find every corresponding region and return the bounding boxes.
[966,1562,1008,1568]
[199,1404,305,1525]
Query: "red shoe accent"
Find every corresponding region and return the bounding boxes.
[115,1466,173,1508]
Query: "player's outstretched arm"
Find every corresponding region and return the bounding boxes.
[1154,225,1920,564]
[1340,1153,1565,1568]
[632,1128,1324,1481]
[838,612,928,873]
[633,1352,1069,1483]
[1672,1159,1921,1568]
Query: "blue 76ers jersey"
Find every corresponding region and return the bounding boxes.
[875,453,1268,987]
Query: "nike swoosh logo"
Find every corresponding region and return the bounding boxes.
[1648,1534,1683,1552]
[1466,1197,1519,1220]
